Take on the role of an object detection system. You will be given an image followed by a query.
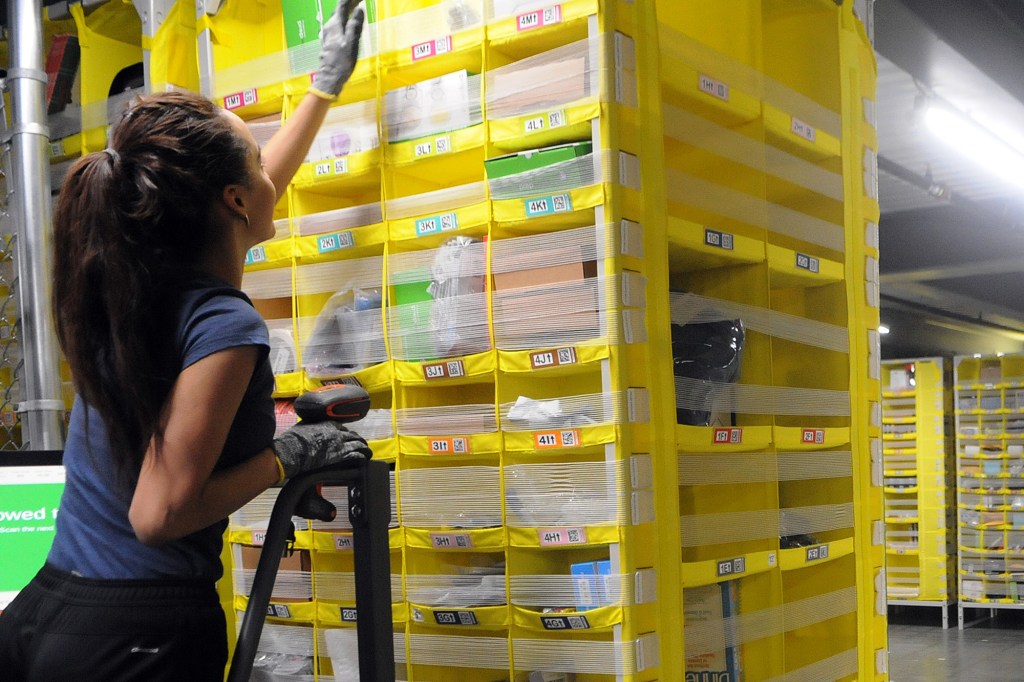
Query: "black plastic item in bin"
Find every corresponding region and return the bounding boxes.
[672,319,745,426]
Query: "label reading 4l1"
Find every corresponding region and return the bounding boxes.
[423,360,466,380]
[224,88,258,111]
[713,427,743,444]
[428,437,471,454]
[516,4,562,31]
[524,193,573,218]
[412,35,453,61]
[805,544,830,562]
[317,231,355,254]
[430,532,474,549]
[530,347,578,370]
[795,252,820,274]
[716,556,747,578]
[434,610,479,626]
[415,212,460,237]
[535,429,582,449]
[704,228,734,251]
[542,615,591,630]
[539,527,587,546]
[801,428,826,445]
[524,109,568,133]
[244,246,267,266]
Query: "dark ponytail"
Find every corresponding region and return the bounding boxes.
[52,90,252,487]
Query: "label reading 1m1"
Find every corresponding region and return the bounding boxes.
[791,116,817,143]
[716,556,747,578]
[530,347,578,370]
[412,35,453,61]
[539,527,587,546]
[713,427,743,445]
[415,212,460,237]
[317,231,355,254]
[423,360,466,380]
[429,437,470,454]
[801,428,826,444]
[535,429,582,449]
[430,532,474,549]
[334,534,354,550]
[224,88,258,111]
[542,615,591,630]
[795,252,820,274]
[244,246,267,266]
[805,544,830,562]
[704,228,734,251]
[698,74,729,102]
[524,193,573,217]
[516,4,563,32]
[434,610,479,626]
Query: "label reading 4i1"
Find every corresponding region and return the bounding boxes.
[704,228,734,251]
[317,231,355,254]
[524,193,573,217]
[244,246,267,266]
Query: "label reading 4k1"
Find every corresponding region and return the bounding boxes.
[704,228,734,251]
[542,615,591,630]
[524,193,573,217]
[434,610,479,626]
[795,252,820,274]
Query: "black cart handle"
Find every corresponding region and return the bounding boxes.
[227,460,394,682]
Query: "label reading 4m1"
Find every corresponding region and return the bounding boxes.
[801,428,826,445]
[704,228,734,251]
[791,117,817,143]
[317,231,355,253]
[698,74,729,102]
[805,544,830,562]
[411,35,453,61]
[524,193,573,217]
[224,88,258,111]
[334,534,354,550]
[535,429,582,449]
[530,347,578,370]
[244,246,267,266]
[713,427,743,444]
[434,610,479,626]
[423,360,466,380]
[542,615,591,630]
[795,252,820,274]
[539,527,587,546]
[430,532,474,549]
[266,604,292,619]
[516,5,563,32]
[429,437,470,454]
[415,212,460,237]
[716,556,747,578]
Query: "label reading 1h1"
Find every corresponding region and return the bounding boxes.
[704,228,734,251]
[698,74,729,102]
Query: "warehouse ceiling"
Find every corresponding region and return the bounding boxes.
[876,0,1024,357]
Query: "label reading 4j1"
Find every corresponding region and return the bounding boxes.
[716,556,747,578]
[539,527,587,546]
[806,544,830,562]
[795,252,820,274]
[317,231,355,254]
[423,360,466,380]
[517,4,563,32]
[530,347,578,370]
[415,212,460,237]
[542,615,591,631]
[525,193,573,217]
[704,228,734,251]
[535,429,581,449]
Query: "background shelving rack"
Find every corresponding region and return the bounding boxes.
[881,357,956,628]
[2,0,884,679]
[953,352,1024,629]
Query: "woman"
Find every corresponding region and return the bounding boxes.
[0,2,370,679]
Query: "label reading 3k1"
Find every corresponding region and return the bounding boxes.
[415,212,460,237]
[704,228,734,250]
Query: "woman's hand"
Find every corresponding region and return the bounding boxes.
[311,0,366,100]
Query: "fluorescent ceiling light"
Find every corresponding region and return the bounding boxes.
[924,103,1024,191]
[878,324,890,334]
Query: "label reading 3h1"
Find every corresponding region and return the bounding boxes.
[795,252,820,274]
[704,228,734,251]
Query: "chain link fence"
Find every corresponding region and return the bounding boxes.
[0,79,24,449]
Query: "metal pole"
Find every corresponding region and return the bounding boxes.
[7,0,66,450]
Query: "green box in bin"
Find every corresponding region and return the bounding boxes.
[484,141,594,180]
[283,0,377,50]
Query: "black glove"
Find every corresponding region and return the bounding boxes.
[310,0,365,100]
[272,421,371,480]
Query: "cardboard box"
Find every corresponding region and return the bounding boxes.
[239,545,311,572]
[384,70,474,143]
[493,258,596,292]
[253,296,293,322]
[684,582,742,682]
[488,56,588,119]
[485,142,593,180]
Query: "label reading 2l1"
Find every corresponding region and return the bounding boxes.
[524,193,573,217]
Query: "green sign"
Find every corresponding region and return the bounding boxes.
[0,467,64,611]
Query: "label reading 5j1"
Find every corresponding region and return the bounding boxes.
[704,228,734,251]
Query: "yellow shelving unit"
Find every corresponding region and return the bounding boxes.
[24,0,882,678]
[881,358,956,628]
[953,353,1024,629]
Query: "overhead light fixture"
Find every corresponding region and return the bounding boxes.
[878,324,890,335]
[923,101,1024,191]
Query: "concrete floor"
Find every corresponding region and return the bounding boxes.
[889,606,1024,681]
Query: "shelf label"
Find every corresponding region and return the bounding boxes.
[435,135,453,154]
[317,231,355,253]
[529,347,578,370]
[791,116,817,143]
[524,116,546,133]
[244,246,267,266]
[698,74,730,102]
[704,228,734,251]
[428,437,471,455]
[315,161,332,176]
[539,527,587,546]
[335,157,350,174]
[542,615,591,630]
[333,533,354,550]
[412,35,453,61]
[434,610,479,626]
[251,530,266,546]
[423,360,466,380]
[517,4,562,31]
[524,193,573,217]
[341,607,358,622]
[414,141,433,157]
[430,532,474,549]
[801,428,826,445]
[415,211,460,237]
[713,427,743,445]
[548,109,568,129]
[49,140,64,158]
[535,429,582,449]
[795,252,820,274]
[716,556,747,578]
[267,604,292,619]
[805,544,830,562]
[224,88,258,111]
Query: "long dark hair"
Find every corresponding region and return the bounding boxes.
[52,90,251,485]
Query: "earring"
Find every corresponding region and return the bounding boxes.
[242,213,250,229]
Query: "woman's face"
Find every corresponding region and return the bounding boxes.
[222,109,276,245]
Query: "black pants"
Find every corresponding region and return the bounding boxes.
[0,563,227,682]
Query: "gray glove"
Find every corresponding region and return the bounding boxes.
[272,421,371,479]
[311,0,366,99]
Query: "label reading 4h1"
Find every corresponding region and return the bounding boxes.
[415,212,459,237]
[411,35,453,61]
[704,228,734,251]
[244,246,267,266]
[317,231,355,254]
[516,4,562,32]
[524,193,573,217]
[713,427,743,445]
[530,347,578,370]
[716,556,747,578]
[795,252,820,274]
[423,360,466,380]
[535,429,582,449]
[539,527,587,546]
[224,88,258,111]
[806,544,830,562]
[801,428,826,445]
